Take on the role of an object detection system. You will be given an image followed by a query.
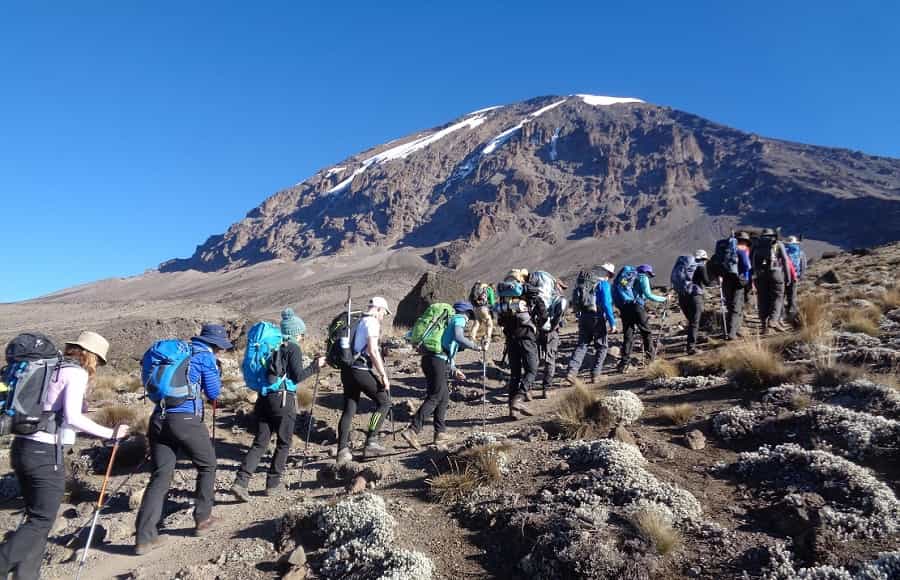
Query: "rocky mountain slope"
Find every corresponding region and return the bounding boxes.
[163,94,900,273]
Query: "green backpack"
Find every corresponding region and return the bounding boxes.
[409,303,455,354]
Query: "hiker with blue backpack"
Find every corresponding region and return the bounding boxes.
[0,332,129,580]
[400,301,482,449]
[566,263,617,384]
[783,235,807,324]
[614,264,667,373]
[710,232,754,340]
[230,309,325,501]
[671,250,713,355]
[134,323,232,555]
[336,297,393,466]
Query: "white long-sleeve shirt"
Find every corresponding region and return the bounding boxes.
[22,365,114,445]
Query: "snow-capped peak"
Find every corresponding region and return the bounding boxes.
[577,94,644,106]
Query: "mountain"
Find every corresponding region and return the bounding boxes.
[161,94,900,274]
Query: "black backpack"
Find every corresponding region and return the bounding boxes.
[572,270,599,313]
[1,333,77,437]
[752,235,780,273]
[325,312,365,370]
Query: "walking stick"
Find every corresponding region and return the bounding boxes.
[65,452,150,549]
[481,347,488,428]
[297,365,321,486]
[719,280,729,339]
[75,438,120,580]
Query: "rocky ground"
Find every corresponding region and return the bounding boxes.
[1,243,898,579]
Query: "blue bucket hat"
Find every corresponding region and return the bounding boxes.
[637,264,655,277]
[453,301,475,315]
[193,323,233,350]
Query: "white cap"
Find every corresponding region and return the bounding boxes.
[368,296,392,315]
[600,263,616,276]
[694,249,709,261]
[786,235,800,244]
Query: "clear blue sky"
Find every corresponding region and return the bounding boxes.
[1,1,898,302]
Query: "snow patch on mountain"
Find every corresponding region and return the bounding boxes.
[467,105,503,115]
[578,94,644,106]
[482,98,568,156]
[327,114,487,194]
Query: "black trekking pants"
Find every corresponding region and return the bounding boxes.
[338,367,391,450]
[757,273,786,328]
[508,335,538,400]
[0,439,65,580]
[235,391,297,489]
[412,355,450,434]
[538,330,560,389]
[620,302,653,362]
[723,275,746,340]
[136,412,216,545]
[567,314,610,379]
[678,292,704,349]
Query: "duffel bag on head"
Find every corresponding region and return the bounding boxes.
[141,339,197,407]
[410,303,455,354]
[242,321,284,393]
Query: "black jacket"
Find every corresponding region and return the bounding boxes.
[268,341,315,386]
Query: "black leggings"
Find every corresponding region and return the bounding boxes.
[338,367,391,449]
[412,355,450,434]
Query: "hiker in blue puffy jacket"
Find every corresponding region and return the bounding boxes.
[617,264,667,373]
[566,263,617,384]
[135,324,231,555]
[783,235,807,323]
[401,302,481,449]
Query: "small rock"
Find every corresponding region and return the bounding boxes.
[644,441,676,460]
[607,346,621,359]
[129,488,145,511]
[816,270,840,284]
[685,430,706,450]
[612,426,637,447]
[283,567,308,580]
[280,546,307,568]
[348,476,367,495]
[360,462,391,482]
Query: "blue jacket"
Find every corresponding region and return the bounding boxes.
[737,248,752,284]
[160,339,221,415]
[593,280,617,327]
[637,274,666,306]
[437,314,478,370]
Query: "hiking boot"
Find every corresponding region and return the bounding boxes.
[264,483,285,497]
[618,363,632,375]
[336,447,353,467]
[511,395,533,417]
[523,391,532,402]
[194,516,220,537]
[687,346,697,356]
[134,535,167,556]
[230,481,251,503]
[363,436,388,459]
[400,427,421,450]
[433,431,453,446]
[563,373,577,385]
[773,321,790,332]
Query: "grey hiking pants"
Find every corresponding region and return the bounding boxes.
[567,314,610,379]
[757,272,786,328]
[136,412,217,545]
[785,281,799,322]
[235,391,297,489]
[508,334,538,399]
[723,275,746,340]
[538,329,560,389]
[0,439,65,580]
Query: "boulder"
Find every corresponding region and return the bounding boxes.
[394,272,467,328]
[816,270,840,284]
[684,429,707,450]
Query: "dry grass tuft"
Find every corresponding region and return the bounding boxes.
[426,442,511,502]
[296,387,315,409]
[789,392,813,411]
[798,294,833,344]
[93,405,139,430]
[659,403,696,426]
[646,359,679,380]
[92,372,142,394]
[834,303,882,336]
[630,507,682,556]
[217,378,256,411]
[878,283,900,311]
[713,340,795,390]
[813,363,865,388]
[553,385,613,439]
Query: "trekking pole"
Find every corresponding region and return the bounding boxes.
[75,438,120,580]
[654,302,669,357]
[65,452,150,550]
[297,365,321,486]
[481,347,488,428]
[719,281,729,339]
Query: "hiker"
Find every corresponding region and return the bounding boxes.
[615,264,666,373]
[752,228,795,334]
[673,251,713,355]
[537,292,567,397]
[495,269,544,418]
[336,297,393,465]
[401,301,482,449]
[135,324,231,554]
[720,232,753,340]
[230,309,325,501]
[783,235,807,323]
[0,332,129,580]
[566,263,617,383]
[468,281,497,345]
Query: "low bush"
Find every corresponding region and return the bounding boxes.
[628,505,681,556]
[659,403,696,426]
[426,440,511,502]
[716,340,796,389]
[645,359,679,380]
[553,385,614,439]
[835,304,882,337]
[797,294,833,344]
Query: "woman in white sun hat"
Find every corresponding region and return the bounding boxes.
[0,331,129,580]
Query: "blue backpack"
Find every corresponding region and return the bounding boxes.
[612,266,638,308]
[785,243,803,275]
[670,255,699,296]
[141,340,197,407]
[497,280,524,298]
[242,322,294,395]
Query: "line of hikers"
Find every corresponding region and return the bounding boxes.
[0,228,807,577]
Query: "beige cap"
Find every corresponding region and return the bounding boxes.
[368,296,392,315]
[66,331,109,365]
